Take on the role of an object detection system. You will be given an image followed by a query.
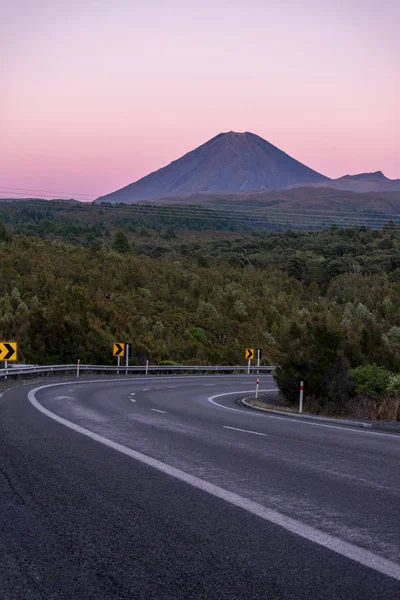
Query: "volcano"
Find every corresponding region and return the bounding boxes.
[95,131,329,204]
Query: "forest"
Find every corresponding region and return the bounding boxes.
[1,199,400,419]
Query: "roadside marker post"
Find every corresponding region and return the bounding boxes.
[117,356,120,375]
[146,360,149,376]
[77,359,80,378]
[299,381,304,414]
[255,378,260,399]
[4,360,7,380]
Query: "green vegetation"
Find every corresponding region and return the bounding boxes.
[2,200,400,418]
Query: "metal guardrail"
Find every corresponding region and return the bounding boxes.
[0,364,276,379]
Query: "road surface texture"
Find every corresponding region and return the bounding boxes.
[0,375,399,599]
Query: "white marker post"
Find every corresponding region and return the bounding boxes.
[247,358,251,375]
[299,380,304,414]
[4,360,7,381]
[117,355,120,375]
[125,343,129,375]
[255,378,260,399]
[146,359,149,376]
[257,349,261,374]
[77,359,80,378]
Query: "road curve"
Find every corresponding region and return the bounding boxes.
[0,375,399,599]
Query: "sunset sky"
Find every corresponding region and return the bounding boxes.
[2,0,399,200]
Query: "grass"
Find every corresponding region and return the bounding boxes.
[245,397,298,413]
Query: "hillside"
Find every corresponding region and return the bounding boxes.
[95,131,328,203]
[308,171,400,193]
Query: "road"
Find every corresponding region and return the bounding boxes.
[0,375,399,599]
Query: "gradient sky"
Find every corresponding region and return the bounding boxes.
[1,0,399,200]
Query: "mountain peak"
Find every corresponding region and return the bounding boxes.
[95,132,329,204]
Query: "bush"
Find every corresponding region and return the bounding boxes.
[350,364,392,398]
[386,375,400,396]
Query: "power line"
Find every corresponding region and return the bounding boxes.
[1,194,400,229]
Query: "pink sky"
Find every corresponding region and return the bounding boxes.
[1,0,399,200]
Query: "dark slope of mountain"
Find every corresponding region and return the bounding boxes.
[95,131,329,204]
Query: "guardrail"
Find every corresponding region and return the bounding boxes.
[0,364,276,380]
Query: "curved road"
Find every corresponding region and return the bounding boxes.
[0,375,399,599]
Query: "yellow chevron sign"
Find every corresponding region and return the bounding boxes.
[0,342,17,361]
[113,342,125,357]
[245,348,255,360]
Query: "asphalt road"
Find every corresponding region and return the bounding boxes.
[0,375,399,599]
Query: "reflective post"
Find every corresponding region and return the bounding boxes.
[299,381,304,413]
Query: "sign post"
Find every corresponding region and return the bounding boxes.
[256,348,262,374]
[245,348,255,374]
[0,342,18,380]
[77,359,80,378]
[299,381,304,414]
[146,360,149,376]
[125,343,129,375]
[113,342,125,375]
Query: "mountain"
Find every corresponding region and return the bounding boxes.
[95,131,329,204]
[310,171,400,193]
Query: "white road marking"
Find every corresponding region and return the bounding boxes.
[151,408,166,414]
[130,398,136,403]
[223,425,267,437]
[27,380,400,583]
[142,388,149,391]
[208,392,400,439]
[166,385,179,389]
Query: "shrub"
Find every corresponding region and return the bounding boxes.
[386,375,400,396]
[190,327,207,342]
[350,364,392,398]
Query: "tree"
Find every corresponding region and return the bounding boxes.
[0,219,11,242]
[112,231,131,254]
[274,318,350,412]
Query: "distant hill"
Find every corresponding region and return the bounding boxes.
[95,131,329,204]
[308,171,400,193]
[152,187,400,213]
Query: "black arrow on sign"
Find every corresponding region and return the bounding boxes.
[3,343,16,360]
[115,343,124,356]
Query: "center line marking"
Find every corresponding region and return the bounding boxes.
[151,408,166,414]
[130,398,136,403]
[142,388,149,391]
[223,425,267,436]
